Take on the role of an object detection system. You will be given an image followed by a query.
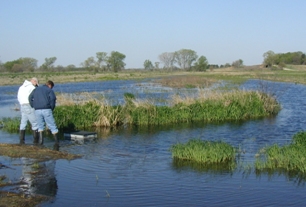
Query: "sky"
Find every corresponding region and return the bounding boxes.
[1,0,306,69]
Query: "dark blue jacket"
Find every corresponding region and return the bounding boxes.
[29,85,56,110]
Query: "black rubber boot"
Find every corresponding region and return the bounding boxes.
[38,131,44,145]
[33,130,39,144]
[19,130,25,144]
[53,133,59,151]
[53,143,60,151]
[53,133,59,144]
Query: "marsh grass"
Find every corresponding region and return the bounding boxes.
[127,90,280,125]
[1,89,280,130]
[255,131,306,173]
[170,139,236,165]
[154,75,215,88]
[0,117,20,132]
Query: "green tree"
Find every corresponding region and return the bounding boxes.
[263,50,276,67]
[3,57,37,72]
[232,59,244,68]
[81,56,96,71]
[3,59,22,71]
[143,59,154,70]
[107,51,126,72]
[96,52,108,69]
[193,56,208,71]
[154,62,160,69]
[174,49,198,70]
[19,57,38,71]
[41,57,57,70]
[66,64,76,70]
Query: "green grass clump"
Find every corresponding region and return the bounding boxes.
[53,101,101,130]
[170,139,236,164]
[255,131,306,173]
[1,89,280,130]
[127,90,280,125]
[0,117,21,132]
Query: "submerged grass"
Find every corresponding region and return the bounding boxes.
[170,139,236,165]
[255,131,306,173]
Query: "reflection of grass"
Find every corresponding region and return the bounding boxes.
[255,131,306,173]
[0,175,6,186]
[170,139,236,164]
[172,158,237,173]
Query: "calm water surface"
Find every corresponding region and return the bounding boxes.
[0,79,306,207]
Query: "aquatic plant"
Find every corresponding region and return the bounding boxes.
[170,139,236,164]
[0,89,280,130]
[0,117,20,132]
[255,131,306,173]
[54,101,101,130]
[126,90,280,125]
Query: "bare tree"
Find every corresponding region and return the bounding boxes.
[158,52,175,70]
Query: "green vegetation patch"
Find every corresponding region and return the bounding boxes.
[255,131,306,173]
[170,139,236,164]
[1,90,280,131]
[127,90,280,125]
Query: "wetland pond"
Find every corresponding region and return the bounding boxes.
[0,79,306,206]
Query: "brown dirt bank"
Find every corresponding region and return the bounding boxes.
[0,143,82,161]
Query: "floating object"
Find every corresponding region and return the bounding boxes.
[64,130,97,143]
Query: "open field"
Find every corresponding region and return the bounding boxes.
[1,65,306,86]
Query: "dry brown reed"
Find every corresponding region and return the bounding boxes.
[154,75,215,88]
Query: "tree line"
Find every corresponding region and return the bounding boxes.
[263,51,306,68]
[1,49,304,73]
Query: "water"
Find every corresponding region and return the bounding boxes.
[1,79,306,206]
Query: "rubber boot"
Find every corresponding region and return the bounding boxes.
[53,133,59,151]
[53,133,59,144]
[38,131,44,145]
[19,130,25,144]
[33,129,39,144]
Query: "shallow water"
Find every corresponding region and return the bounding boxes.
[1,79,306,206]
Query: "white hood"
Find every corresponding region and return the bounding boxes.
[17,80,36,104]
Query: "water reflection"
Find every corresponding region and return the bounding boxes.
[20,158,58,198]
[171,158,236,175]
[255,169,306,187]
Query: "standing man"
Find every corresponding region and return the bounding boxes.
[17,77,39,144]
[29,80,59,148]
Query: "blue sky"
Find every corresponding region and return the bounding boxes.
[1,0,306,68]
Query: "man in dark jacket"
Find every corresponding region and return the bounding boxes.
[29,80,59,149]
